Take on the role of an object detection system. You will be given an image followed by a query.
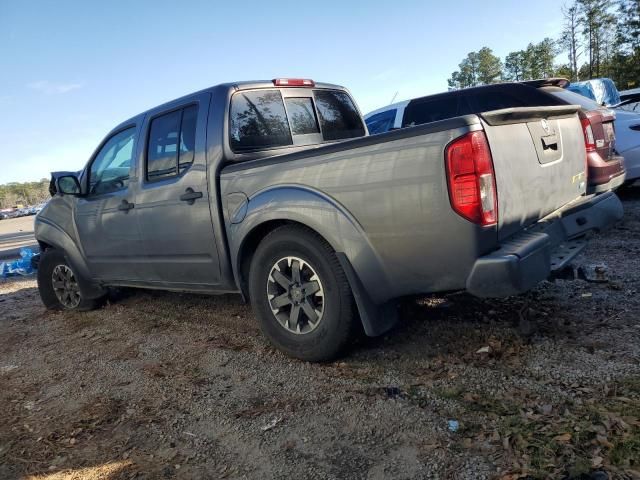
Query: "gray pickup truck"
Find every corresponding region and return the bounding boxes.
[35,78,622,361]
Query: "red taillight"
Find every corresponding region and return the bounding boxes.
[273,78,315,87]
[581,117,596,152]
[580,117,594,183]
[445,131,497,226]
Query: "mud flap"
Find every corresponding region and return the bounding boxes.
[336,252,398,337]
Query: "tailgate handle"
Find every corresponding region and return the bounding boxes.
[541,134,558,151]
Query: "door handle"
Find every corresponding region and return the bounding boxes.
[118,199,135,212]
[180,187,203,205]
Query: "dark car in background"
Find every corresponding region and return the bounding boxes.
[365,81,626,194]
[524,79,625,192]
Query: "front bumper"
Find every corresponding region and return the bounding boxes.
[466,192,623,298]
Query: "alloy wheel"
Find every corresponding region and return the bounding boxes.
[51,264,81,309]
[266,256,324,334]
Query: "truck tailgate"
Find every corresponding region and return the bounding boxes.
[481,106,587,240]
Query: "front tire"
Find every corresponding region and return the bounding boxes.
[249,225,357,362]
[37,248,100,311]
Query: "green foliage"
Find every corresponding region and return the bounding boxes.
[447,48,501,88]
[0,179,50,209]
[504,51,527,81]
[477,47,503,85]
[613,0,640,88]
[448,1,638,90]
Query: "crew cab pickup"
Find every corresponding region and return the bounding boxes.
[35,78,623,361]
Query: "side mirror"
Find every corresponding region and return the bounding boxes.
[56,175,82,196]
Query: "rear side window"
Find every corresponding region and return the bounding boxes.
[366,109,396,134]
[314,90,366,141]
[147,105,198,181]
[230,90,293,151]
[403,97,464,127]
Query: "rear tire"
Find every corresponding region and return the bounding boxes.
[37,248,101,311]
[248,225,357,362]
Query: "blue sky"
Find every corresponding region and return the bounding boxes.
[0,0,566,184]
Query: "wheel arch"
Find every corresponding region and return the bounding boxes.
[35,216,105,299]
[228,186,398,336]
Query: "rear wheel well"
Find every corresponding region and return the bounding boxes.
[238,220,332,300]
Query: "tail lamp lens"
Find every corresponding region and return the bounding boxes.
[581,117,596,152]
[445,131,498,226]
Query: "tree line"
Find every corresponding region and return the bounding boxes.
[447,0,639,89]
[0,179,50,209]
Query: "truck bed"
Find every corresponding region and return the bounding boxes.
[221,105,592,304]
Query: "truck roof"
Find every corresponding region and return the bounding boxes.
[113,80,347,132]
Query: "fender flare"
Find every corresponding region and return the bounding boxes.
[227,185,398,336]
[35,216,105,299]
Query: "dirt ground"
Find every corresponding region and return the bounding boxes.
[1,189,639,480]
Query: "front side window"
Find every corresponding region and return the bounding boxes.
[89,127,135,195]
[230,90,292,151]
[314,90,366,141]
[147,105,198,181]
[366,109,396,134]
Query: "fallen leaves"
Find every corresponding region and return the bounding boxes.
[553,432,572,443]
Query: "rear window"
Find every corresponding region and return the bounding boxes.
[465,91,528,112]
[229,88,365,151]
[230,90,293,151]
[285,97,319,135]
[314,90,366,141]
[464,86,561,112]
[543,87,602,110]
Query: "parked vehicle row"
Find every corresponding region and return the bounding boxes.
[35,78,623,361]
[0,203,47,220]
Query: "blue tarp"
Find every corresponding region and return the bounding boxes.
[0,248,36,277]
[567,83,597,101]
[569,78,621,106]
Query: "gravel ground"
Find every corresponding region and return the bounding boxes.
[1,188,639,480]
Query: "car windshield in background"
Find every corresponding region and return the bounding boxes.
[313,90,366,141]
[366,109,396,134]
[544,87,602,110]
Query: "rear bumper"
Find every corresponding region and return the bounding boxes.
[466,192,623,298]
[587,153,626,193]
